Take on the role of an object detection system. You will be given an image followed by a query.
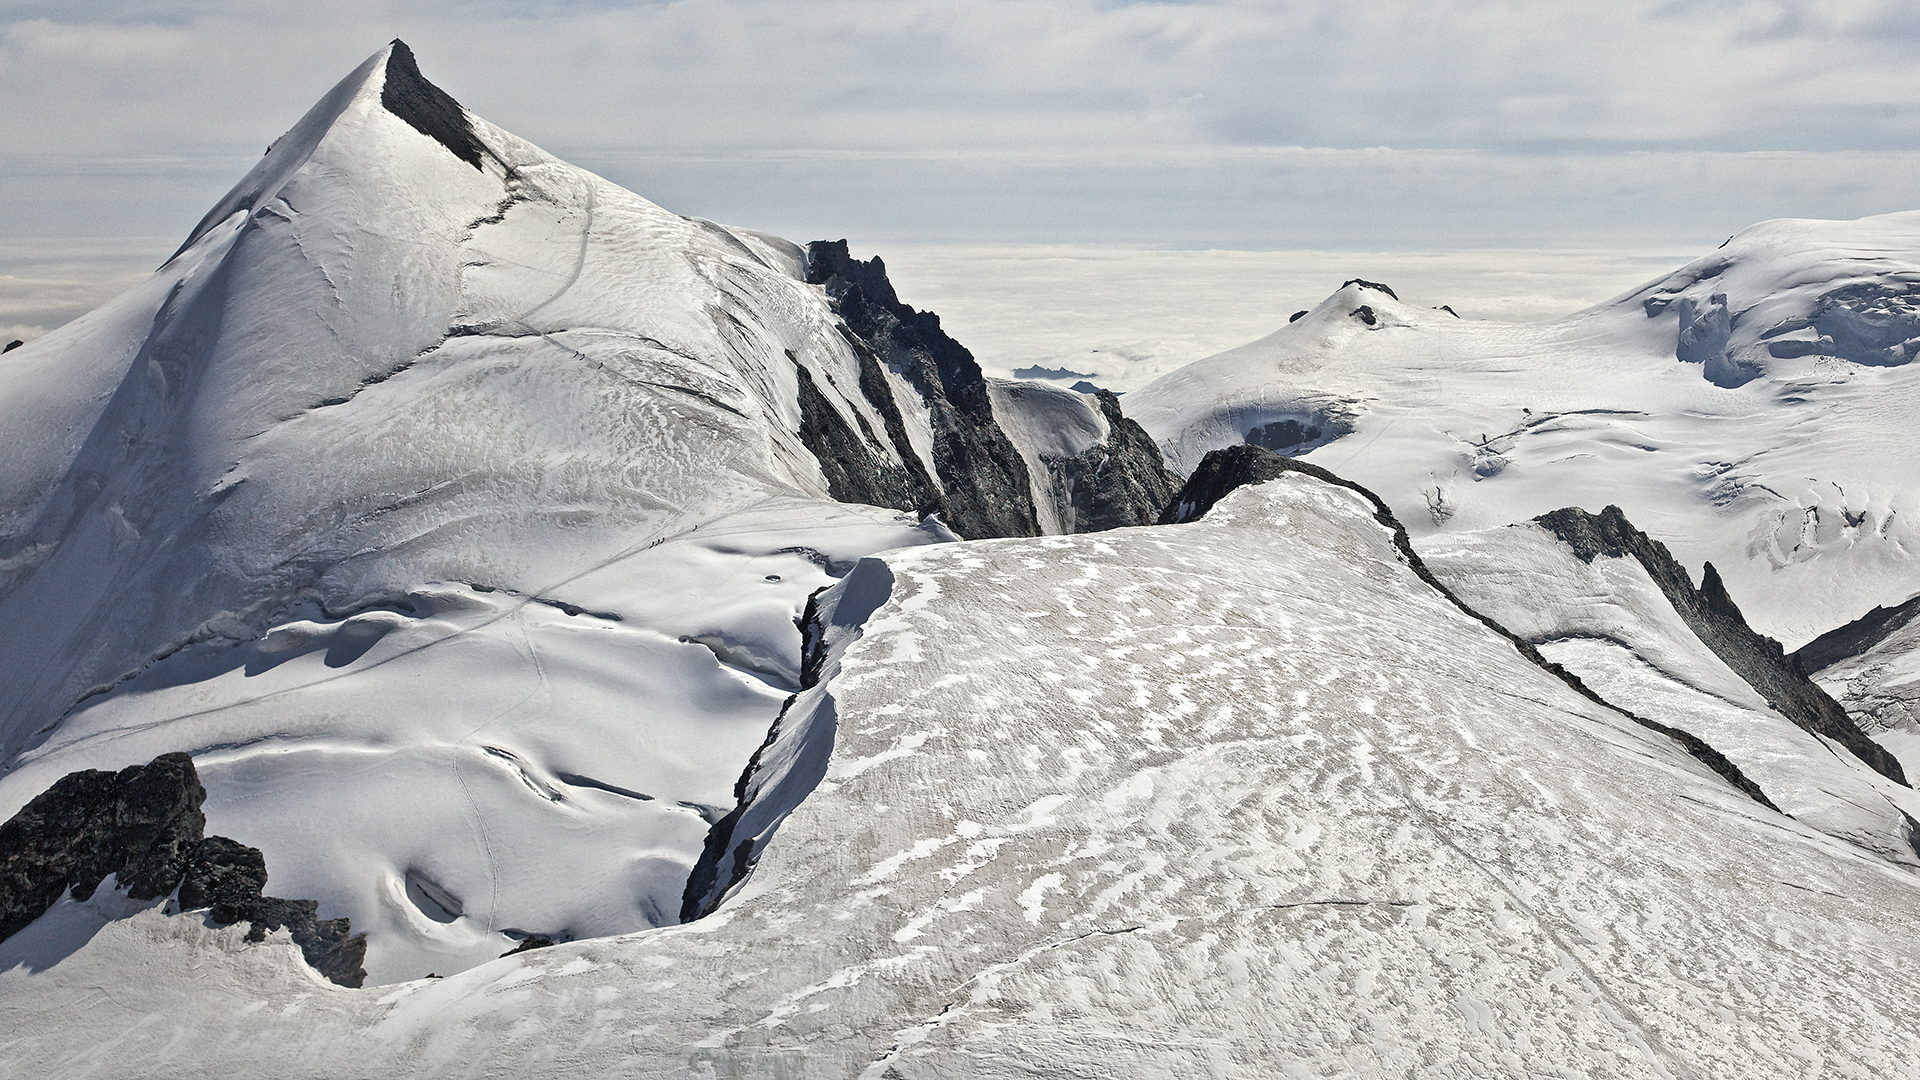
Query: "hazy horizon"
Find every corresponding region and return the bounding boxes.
[6,2,1917,371]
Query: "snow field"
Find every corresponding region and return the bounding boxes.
[7,477,1920,1077]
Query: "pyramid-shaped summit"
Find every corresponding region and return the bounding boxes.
[0,41,1172,985]
[8,42,1920,1080]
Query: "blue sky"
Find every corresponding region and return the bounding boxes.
[5,1,1920,339]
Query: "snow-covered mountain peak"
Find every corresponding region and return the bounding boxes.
[0,43,1188,983]
[1133,213,1920,649]
[1613,209,1920,387]
[173,41,493,263]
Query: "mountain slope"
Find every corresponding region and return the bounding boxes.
[7,473,1920,1077]
[0,40,1187,983]
[0,42,1100,981]
[1127,220,1920,651]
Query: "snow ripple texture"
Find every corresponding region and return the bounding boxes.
[5,477,1919,1078]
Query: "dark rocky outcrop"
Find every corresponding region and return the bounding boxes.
[1157,444,1299,527]
[806,240,1041,540]
[380,39,487,171]
[1247,419,1323,454]
[2,340,22,353]
[0,752,205,939]
[1055,391,1182,533]
[500,934,555,958]
[791,358,937,518]
[0,753,367,986]
[1159,447,1781,812]
[178,837,368,987]
[1535,505,1907,786]
[1342,279,1399,301]
[1793,593,1920,675]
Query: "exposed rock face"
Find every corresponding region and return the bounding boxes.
[806,240,1041,540]
[178,837,368,988]
[1246,418,1323,454]
[790,358,937,518]
[379,39,487,170]
[1342,278,1399,300]
[0,753,367,986]
[0,752,204,939]
[1534,505,1908,786]
[1793,593,1920,675]
[1057,391,1181,533]
[1157,444,1298,526]
[1160,446,1780,812]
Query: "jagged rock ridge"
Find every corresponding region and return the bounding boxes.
[1161,446,1780,811]
[805,240,1042,539]
[1062,390,1181,532]
[379,39,487,170]
[1794,592,1920,675]
[1533,505,1907,786]
[0,753,366,986]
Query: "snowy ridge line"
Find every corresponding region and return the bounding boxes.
[1794,590,1920,674]
[1168,446,1781,812]
[680,560,898,921]
[1534,505,1908,786]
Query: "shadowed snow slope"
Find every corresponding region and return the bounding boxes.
[0,42,973,981]
[5,475,1920,1077]
[1128,216,1920,655]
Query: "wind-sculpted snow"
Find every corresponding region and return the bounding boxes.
[0,499,947,983]
[0,42,997,981]
[5,477,1920,1077]
[1423,520,1920,867]
[1128,220,1920,651]
[1631,212,1920,384]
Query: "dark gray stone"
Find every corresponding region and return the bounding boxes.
[380,40,487,171]
[0,753,368,987]
[1534,504,1907,786]
[791,356,936,517]
[1793,594,1920,675]
[500,934,555,957]
[1062,391,1181,533]
[0,752,205,940]
[806,240,1041,540]
[1158,446,1782,812]
[2,340,21,353]
[1341,279,1399,300]
[1246,419,1323,453]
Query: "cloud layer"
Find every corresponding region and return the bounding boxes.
[3,2,1919,248]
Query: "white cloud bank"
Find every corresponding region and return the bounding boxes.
[3,1,1920,330]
